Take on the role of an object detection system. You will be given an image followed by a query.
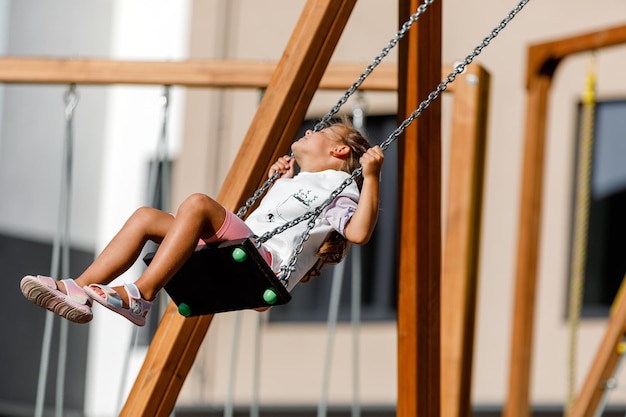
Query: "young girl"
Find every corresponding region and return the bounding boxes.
[20,121,384,326]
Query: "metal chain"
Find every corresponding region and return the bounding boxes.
[272,170,362,285]
[264,0,531,287]
[378,0,531,154]
[236,171,280,218]
[313,0,435,131]
[235,0,435,218]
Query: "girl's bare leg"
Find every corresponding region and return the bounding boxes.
[71,207,175,289]
[132,193,226,301]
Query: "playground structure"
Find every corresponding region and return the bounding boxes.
[3,0,626,416]
[505,23,626,417]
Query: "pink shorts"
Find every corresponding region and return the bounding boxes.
[201,210,272,266]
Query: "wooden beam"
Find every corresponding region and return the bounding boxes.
[504,23,626,417]
[441,63,490,417]
[396,0,442,416]
[525,24,626,89]
[119,0,357,415]
[0,56,473,93]
[569,276,626,417]
[0,57,396,91]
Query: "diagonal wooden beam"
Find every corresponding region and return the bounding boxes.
[569,276,626,417]
[0,57,396,90]
[119,1,357,415]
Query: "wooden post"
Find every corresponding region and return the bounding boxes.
[504,24,626,417]
[396,0,442,416]
[120,1,357,415]
[503,71,553,417]
[441,63,490,417]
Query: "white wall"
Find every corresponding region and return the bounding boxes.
[0,1,189,416]
[0,0,112,248]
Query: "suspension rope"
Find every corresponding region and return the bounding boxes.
[148,86,172,210]
[349,101,365,417]
[350,246,362,417]
[116,86,173,414]
[317,259,346,417]
[259,0,531,288]
[35,84,79,417]
[566,53,596,416]
[224,311,243,417]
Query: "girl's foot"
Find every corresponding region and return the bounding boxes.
[20,275,93,323]
[83,283,152,326]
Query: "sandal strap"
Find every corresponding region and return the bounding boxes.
[88,284,124,309]
[62,279,90,305]
[124,284,152,319]
[36,275,57,289]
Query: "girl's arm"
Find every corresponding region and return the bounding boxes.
[344,146,384,244]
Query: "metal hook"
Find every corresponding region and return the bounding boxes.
[63,84,79,120]
[351,92,368,130]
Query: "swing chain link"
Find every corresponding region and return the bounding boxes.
[236,171,281,218]
[379,0,531,154]
[246,0,532,287]
[273,169,362,286]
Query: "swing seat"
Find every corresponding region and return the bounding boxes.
[143,238,291,316]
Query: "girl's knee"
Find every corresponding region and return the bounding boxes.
[180,193,221,215]
[132,206,160,221]
[129,206,169,230]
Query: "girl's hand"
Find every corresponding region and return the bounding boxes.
[269,155,296,179]
[360,146,384,179]
[344,146,384,245]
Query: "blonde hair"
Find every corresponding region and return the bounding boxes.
[301,118,372,283]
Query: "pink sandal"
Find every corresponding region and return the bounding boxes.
[83,283,152,327]
[20,275,93,324]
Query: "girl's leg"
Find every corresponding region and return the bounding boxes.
[133,193,227,301]
[72,206,175,290]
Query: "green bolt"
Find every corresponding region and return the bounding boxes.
[263,288,278,305]
[178,303,192,317]
[232,247,247,263]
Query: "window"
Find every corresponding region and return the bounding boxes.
[575,99,626,316]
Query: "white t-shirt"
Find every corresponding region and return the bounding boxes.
[245,169,360,291]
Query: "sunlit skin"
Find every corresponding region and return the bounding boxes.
[57,126,383,308]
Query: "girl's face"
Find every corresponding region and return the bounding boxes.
[293,126,345,152]
[291,126,349,171]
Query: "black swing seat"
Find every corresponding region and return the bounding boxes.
[143,238,291,316]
